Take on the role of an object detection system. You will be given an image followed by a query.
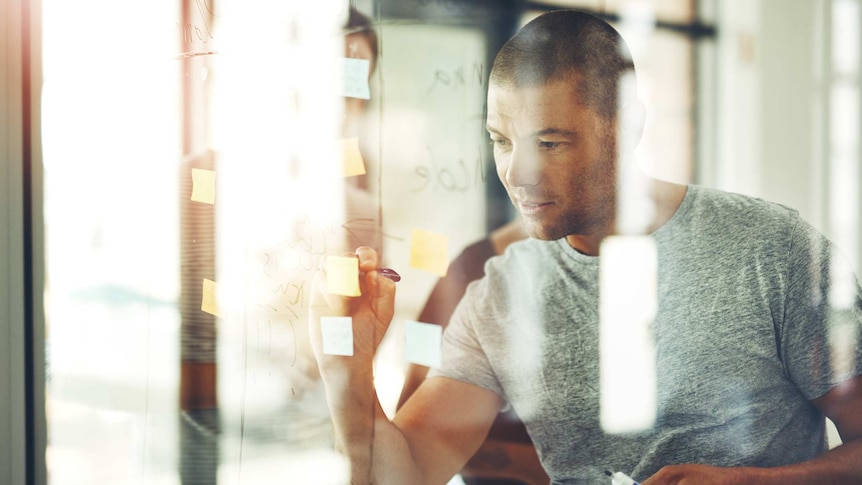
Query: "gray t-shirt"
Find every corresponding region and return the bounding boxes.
[430,185,862,484]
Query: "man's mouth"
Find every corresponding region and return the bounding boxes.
[517,199,554,215]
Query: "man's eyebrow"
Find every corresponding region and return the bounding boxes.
[485,126,579,138]
[535,128,578,138]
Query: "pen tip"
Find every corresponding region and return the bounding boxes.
[604,470,613,477]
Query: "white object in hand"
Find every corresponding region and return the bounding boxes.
[605,470,640,485]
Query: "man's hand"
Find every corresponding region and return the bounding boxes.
[642,464,761,485]
[307,246,397,484]
[308,246,396,371]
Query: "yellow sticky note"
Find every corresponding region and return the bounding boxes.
[409,228,449,277]
[191,168,216,204]
[326,255,361,297]
[201,278,221,317]
[340,137,366,177]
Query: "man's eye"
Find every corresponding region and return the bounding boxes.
[491,138,510,148]
[538,141,560,149]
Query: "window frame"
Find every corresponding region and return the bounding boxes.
[1,0,46,483]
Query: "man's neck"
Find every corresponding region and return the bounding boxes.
[564,180,688,256]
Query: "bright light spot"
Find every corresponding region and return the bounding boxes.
[599,235,658,434]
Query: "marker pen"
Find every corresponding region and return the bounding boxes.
[377,268,401,282]
[604,470,640,485]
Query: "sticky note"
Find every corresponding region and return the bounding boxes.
[201,278,221,317]
[404,320,442,368]
[321,316,354,356]
[326,255,361,297]
[341,57,371,100]
[409,229,449,277]
[190,168,216,204]
[340,137,366,177]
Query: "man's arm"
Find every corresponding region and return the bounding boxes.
[460,440,550,485]
[399,363,548,485]
[321,367,503,485]
[310,247,502,484]
[643,374,862,485]
[392,376,505,483]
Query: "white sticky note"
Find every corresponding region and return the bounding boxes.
[404,320,443,368]
[341,57,371,100]
[321,316,354,356]
[190,168,216,204]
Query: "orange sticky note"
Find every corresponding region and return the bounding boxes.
[326,255,361,297]
[340,137,366,177]
[409,228,449,277]
[201,278,221,317]
[191,168,216,204]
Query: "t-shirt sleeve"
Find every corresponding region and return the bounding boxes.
[780,215,862,400]
[427,279,507,402]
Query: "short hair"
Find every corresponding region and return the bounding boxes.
[343,7,379,72]
[490,10,636,119]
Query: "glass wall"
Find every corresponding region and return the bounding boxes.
[19,0,859,483]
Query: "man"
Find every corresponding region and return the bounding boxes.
[310,10,862,485]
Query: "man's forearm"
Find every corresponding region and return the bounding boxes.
[646,438,862,484]
[321,366,423,485]
[320,366,375,483]
[461,440,549,485]
[765,438,862,484]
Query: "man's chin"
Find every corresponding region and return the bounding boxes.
[523,223,562,241]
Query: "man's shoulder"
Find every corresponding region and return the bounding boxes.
[669,185,818,264]
[691,185,798,214]
[684,185,802,230]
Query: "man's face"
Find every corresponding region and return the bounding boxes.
[486,78,618,241]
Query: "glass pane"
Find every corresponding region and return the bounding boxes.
[42,1,181,483]
[42,1,489,483]
[832,0,861,76]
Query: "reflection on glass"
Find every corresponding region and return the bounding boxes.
[599,236,657,435]
[39,1,705,484]
[828,0,860,388]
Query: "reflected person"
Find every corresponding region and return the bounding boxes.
[278,6,382,401]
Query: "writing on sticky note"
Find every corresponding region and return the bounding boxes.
[201,278,221,317]
[405,320,442,368]
[321,316,354,356]
[341,137,366,177]
[326,255,361,297]
[341,57,371,100]
[191,168,216,204]
[409,228,449,277]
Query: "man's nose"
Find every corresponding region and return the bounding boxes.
[504,146,541,187]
